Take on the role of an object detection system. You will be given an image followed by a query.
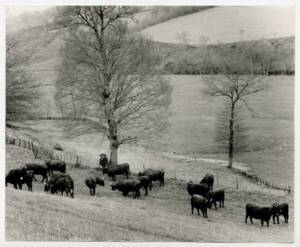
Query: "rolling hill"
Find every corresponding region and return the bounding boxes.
[141,6,295,45]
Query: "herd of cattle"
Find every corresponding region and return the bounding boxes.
[5,154,289,228]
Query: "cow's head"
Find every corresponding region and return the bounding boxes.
[96,177,105,186]
[44,181,50,192]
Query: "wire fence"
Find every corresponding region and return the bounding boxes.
[6,134,96,169]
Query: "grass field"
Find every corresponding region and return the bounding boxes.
[7,74,294,188]
[141,6,295,45]
[5,145,293,242]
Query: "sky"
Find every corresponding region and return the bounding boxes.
[6,5,51,17]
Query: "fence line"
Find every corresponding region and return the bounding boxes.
[6,134,96,168]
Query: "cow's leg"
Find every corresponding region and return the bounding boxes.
[201,209,205,218]
[214,201,217,209]
[277,215,280,224]
[33,175,37,182]
[89,188,93,196]
[145,186,148,196]
[245,214,248,223]
[18,183,23,190]
[13,183,18,189]
[261,220,264,227]
[149,181,152,190]
[93,187,96,196]
[250,217,253,224]
[273,215,276,224]
[191,206,194,215]
[197,208,200,216]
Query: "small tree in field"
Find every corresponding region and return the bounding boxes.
[203,45,265,168]
[55,6,172,164]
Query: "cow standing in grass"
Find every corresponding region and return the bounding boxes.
[191,195,212,218]
[23,162,48,182]
[111,179,141,198]
[271,202,289,224]
[200,173,214,190]
[138,169,164,187]
[45,159,66,176]
[205,189,225,209]
[44,172,74,198]
[245,203,272,227]
[103,163,130,181]
[187,181,210,197]
[5,168,27,189]
[85,175,105,196]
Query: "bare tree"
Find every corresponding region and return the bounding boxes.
[6,36,40,122]
[203,46,265,168]
[55,6,172,164]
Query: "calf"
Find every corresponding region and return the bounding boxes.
[271,202,289,224]
[187,181,210,197]
[103,163,130,181]
[200,173,214,190]
[23,163,48,182]
[5,168,27,189]
[85,175,105,196]
[191,195,212,218]
[205,189,225,209]
[111,179,141,198]
[18,170,34,191]
[245,203,272,227]
[45,159,66,176]
[138,169,164,187]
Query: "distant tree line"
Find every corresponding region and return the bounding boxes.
[159,37,295,75]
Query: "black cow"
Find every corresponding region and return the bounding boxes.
[103,163,130,181]
[45,159,66,176]
[111,179,141,198]
[138,169,164,187]
[271,202,289,224]
[191,195,212,218]
[5,168,27,189]
[18,170,34,191]
[99,154,108,169]
[205,189,225,209]
[187,181,210,197]
[200,173,214,190]
[85,175,105,196]
[23,163,48,182]
[44,172,74,198]
[245,203,272,227]
[137,175,151,195]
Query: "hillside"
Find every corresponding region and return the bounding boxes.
[6,145,293,241]
[141,6,295,45]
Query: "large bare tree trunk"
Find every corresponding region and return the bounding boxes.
[109,140,118,165]
[228,103,235,168]
[108,118,119,165]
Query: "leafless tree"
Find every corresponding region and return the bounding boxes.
[203,46,265,168]
[55,6,172,164]
[6,36,40,122]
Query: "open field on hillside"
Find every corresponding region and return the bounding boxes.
[142,6,295,45]
[6,145,293,242]
[7,74,294,189]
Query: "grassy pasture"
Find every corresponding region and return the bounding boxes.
[7,74,294,189]
[6,145,293,242]
[141,6,295,45]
